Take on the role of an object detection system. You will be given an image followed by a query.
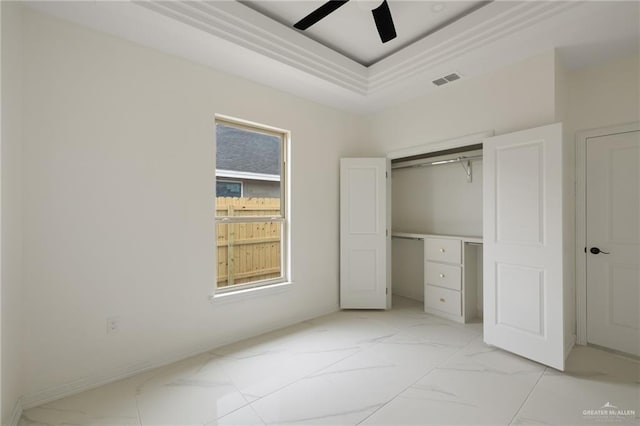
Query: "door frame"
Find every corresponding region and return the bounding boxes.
[386,131,493,160]
[575,121,640,346]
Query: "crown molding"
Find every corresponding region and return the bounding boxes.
[135,0,370,95]
[135,1,580,98]
[368,1,578,93]
[21,1,638,114]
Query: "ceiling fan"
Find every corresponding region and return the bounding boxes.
[293,0,397,43]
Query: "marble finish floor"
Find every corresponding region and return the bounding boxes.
[21,297,640,425]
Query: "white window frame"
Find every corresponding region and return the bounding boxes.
[213,115,290,296]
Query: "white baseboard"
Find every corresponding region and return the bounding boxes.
[22,359,154,410]
[6,396,23,426]
[22,305,338,409]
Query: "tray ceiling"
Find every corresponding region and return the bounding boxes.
[241,1,490,66]
[25,1,640,113]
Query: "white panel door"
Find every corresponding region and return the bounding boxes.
[586,130,640,356]
[483,123,565,370]
[340,158,390,309]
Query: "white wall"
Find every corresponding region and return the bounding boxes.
[366,51,558,156]
[20,8,366,403]
[567,54,639,135]
[1,2,24,423]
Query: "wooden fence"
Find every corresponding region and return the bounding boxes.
[216,197,282,287]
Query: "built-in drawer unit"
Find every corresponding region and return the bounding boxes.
[424,236,465,321]
[425,261,462,291]
[425,238,461,264]
[392,232,481,324]
[425,285,462,316]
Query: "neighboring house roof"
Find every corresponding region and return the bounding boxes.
[216,124,281,176]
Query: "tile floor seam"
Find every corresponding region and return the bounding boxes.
[203,355,259,426]
[353,366,436,426]
[354,336,480,425]
[240,330,401,408]
[507,366,548,425]
[221,363,268,426]
[247,402,269,426]
[440,334,482,362]
[220,380,266,426]
[237,320,416,424]
[24,299,636,426]
[202,402,253,426]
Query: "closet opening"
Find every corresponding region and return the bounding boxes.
[390,143,484,324]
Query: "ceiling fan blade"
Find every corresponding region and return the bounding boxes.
[371,0,396,43]
[294,0,350,31]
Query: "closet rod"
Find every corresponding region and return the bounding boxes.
[391,236,423,241]
[391,155,482,170]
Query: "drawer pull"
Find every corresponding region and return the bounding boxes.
[440,298,445,303]
[439,248,445,253]
[439,273,445,278]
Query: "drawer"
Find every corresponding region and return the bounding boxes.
[425,262,462,291]
[425,238,461,264]
[425,285,462,316]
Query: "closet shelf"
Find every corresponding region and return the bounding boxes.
[392,231,482,245]
[391,155,481,183]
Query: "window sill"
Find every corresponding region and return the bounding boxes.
[209,281,293,305]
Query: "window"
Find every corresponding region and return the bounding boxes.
[215,117,288,292]
[216,180,243,198]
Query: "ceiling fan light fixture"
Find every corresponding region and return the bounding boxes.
[372,0,397,43]
[293,0,349,30]
[294,0,397,44]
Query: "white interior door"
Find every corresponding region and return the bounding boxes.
[483,123,565,371]
[340,158,390,309]
[586,130,640,356]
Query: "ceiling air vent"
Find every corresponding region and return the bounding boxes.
[432,72,461,87]
[444,73,460,82]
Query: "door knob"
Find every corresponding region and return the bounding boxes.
[590,247,610,255]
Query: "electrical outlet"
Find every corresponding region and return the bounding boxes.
[106,316,120,334]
